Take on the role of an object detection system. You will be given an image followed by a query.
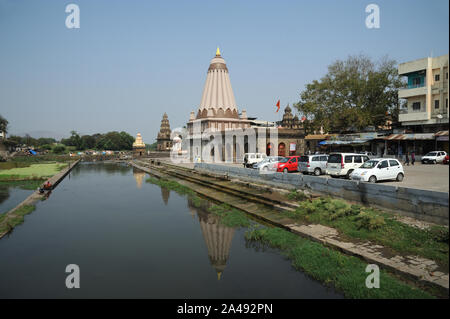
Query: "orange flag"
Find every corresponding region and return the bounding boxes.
[275,100,280,112]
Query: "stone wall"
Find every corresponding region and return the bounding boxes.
[194,163,449,225]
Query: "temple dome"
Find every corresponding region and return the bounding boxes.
[133,133,145,148]
[197,48,239,119]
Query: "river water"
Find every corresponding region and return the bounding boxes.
[0,162,342,298]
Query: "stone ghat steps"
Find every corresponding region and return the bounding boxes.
[164,168,299,213]
[138,159,305,211]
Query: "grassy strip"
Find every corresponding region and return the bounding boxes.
[284,197,449,267]
[245,226,434,299]
[0,205,36,234]
[0,163,68,179]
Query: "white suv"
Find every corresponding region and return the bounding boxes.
[350,158,405,183]
[421,151,447,164]
[326,153,370,178]
[243,153,267,168]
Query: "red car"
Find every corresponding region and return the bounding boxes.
[273,156,300,173]
[444,155,449,165]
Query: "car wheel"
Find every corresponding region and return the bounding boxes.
[369,175,377,183]
[283,168,288,173]
[263,166,268,171]
[314,168,321,176]
[346,169,354,179]
[396,173,404,182]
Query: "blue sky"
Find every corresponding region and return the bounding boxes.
[0,0,448,142]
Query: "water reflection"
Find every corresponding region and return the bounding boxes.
[187,198,235,281]
[161,187,170,205]
[72,162,130,177]
[132,168,146,189]
[0,163,343,298]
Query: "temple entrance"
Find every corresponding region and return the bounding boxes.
[278,143,286,157]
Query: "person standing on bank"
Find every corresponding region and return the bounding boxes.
[404,152,410,166]
[411,151,415,165]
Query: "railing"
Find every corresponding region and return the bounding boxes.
[401,83,426,89]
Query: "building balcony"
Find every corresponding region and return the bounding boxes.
[398,86,427,99]
[399,109,429,122]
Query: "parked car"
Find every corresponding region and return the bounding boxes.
[273,156,300,173]
[326,153,370,178]
[253,156,284,171]
[298,154,328,176]
[350,158,404,183]
[243,153,267,168]
[421,151,447,164]
[443,154,449,165]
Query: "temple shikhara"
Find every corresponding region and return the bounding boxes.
[187,47,251,133]
[132,133,146,157]
[157,113,172,152]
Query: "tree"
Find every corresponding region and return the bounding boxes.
[293,54,405,133]
[61,131,82,150]
[80,135,96,150]
[95,131,134,151]
[0,114,8,134]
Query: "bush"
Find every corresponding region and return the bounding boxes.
[52,145,66,154]
[353,211,385,230]
[428,226,449,243]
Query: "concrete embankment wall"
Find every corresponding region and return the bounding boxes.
[194,163,449,225]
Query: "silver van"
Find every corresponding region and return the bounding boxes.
[326,153,370,178]
[298,154,328,176]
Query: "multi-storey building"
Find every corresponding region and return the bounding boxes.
[398,54,449,132]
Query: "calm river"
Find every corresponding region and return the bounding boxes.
[0,163,342,298]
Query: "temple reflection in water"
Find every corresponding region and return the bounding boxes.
[187,198,235,280]
[132,168,146,189]
[161,187,170,205]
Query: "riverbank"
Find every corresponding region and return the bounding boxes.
[138,163,439,298]
[132,159,449,297]
[0,160,80,239]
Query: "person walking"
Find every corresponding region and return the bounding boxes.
[404,152,410,166]
[411,151,415,165]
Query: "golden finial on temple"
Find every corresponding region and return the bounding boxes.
[216,47,221,56]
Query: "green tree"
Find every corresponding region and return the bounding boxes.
[0,114,8,134]
[53,145,66,154]
[294,54,405,133]
[80,135,96,150]
[95,131,134,151]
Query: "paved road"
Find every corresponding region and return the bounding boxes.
[378,162,449,192]
[154,159,449,193]
[300,162,449,193]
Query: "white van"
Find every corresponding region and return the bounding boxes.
[326,153,370,178]
[243,153,267,168]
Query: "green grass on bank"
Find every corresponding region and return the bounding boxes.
[0,163,68,182]
[0,205,36,234]
[245,226,434,299]
[283,197,449,268]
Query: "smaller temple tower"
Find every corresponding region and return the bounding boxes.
[132,133,146,157]
[157,113,172,151]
